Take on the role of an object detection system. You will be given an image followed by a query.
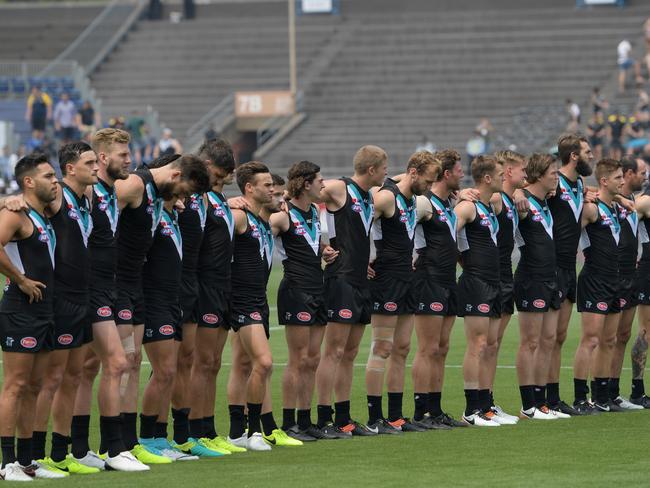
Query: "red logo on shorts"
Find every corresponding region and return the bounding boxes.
[597,302,608,311]
[202,314,219,325]
[20,337,37,349]
[118,309,132,321]
[339,309,353,319]
[97,306,112,318]
[384,302,398,312]
[159,325,174,336]
[296,312,312,322]
[430,302,444,312]
[57,334,73,346]
[477,303,490,313]
[620,298,627,308]
[533,299,546,309]
[250,312,263,321]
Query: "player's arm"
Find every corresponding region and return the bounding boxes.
[416,194,432,223]
[635,194,650,219]
[0,210,46,303]
[315,179,346,209]
[456,188,480,203]
[614,194,635,211]
[114,174,144,210]
[372,188,394,220]
[581,202,598,228]
[489,192,503,215]
[454,200,476,232]
[0,182,62,215]
[269,211,289,237]
[232,208,248,235]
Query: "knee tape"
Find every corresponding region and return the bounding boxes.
[367,326,394,372]
[121,334,135,355]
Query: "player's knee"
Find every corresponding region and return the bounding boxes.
[437,342,449,358]
[584,334,600,351]
[3,374,30,398]
[108,352,128,378]
[155,362,177,387]
[392,342,410,360]
[306,352,321,372]
[602,334,617,350]
[254,355,273,377]
[617,329,632,345]
[208,356,222,377]
[83,356,101,379]
[556,330,568,346]
[372,340,392,359]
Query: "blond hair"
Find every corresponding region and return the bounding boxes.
[92,128,130,153]
[353,145,387,174]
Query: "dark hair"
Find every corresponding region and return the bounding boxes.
[147,153,181,169]
[15,152,50,189]
[287,160,320,198]
[558,133,588,165]
[272,173,285,187]
[174,154,211,194]
[621,156,638,175]
[525,153,556,184]
[236,161,270,193]
[434,149,461,181]
[470,155,499,183]
[58,141,93,176]
[197,138,235,173]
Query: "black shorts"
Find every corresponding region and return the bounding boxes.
[635,272,650,305]
[618,275,637,310]
[197,281,230,328]
[88,287,117,324]
[143,294,181,344]
[115,286,145,326]
[325,276,372,325]
[180,276,199,325]
[370,274,416,315]
[457,274,501,318]
[514,276,562,312]
[230,295,269,338]
[54,297,91,349]
[413,276,458,317]
[557,267,577,304]
[577,272,620,315]
[0,313,53,353]
[500,279,515,316]
[277,281,327,326]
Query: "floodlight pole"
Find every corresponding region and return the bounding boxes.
[288,0,297,102]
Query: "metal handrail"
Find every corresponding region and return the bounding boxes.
[185,93,235,138]
[256,90,304,147]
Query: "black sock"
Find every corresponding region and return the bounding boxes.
[32,431,47,461]
[489,391,495,408]
[246,403,262,437]
[171,408,190,444]
[574,379,588,403]
[428,392,442,417]
[189,418,205,439]
[546,382,560,405]
[50,432,69,463]
[121,412,138,450]
[297,409,311,430]
[632,379,645,398]
[228,405,246,439]
[16,438,31,467]
[334,400,351,427]
[139,414,157,440]
[260,412,278,436]
[595,377,609,404]
[155,422,168,439]
[519,385,536,411]
[608,377,620,401]
[413,392,428,421]
[71,415,90,459]
[316,405,333,428]
[100,415,125,457]
[387,392,403,421]
[533,385,546,408]
[1,437,15,468]
[464,389,479,416]
[281,408,295,431]
[367,395,383,424]
[203,416,216,439]
[590,380,597,400]
[478,389,491,413]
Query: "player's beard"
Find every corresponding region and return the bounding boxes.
[106,160,129,181]
[576,157,593,177]
[158,182,176,201]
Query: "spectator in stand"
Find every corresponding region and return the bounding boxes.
[76,100,99,134]
[587,112,606,161]
[644,18,650,78]
[0,146,12,186]
[638,89,650,113]
[475,117,494,151]
[53,92,78,144]
[566,99,581,131]
[153,127,182,158]
[25,131,45,153]
[618,39,643,93]
[608,112,627,159]
[591,87,608,114]
[109,116,126,130]
[25,85,52,139]
[626,111,650,156]
[415,134,436,153]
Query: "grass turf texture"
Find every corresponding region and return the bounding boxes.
[3,266,650,487]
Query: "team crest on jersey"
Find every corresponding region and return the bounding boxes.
[532,214,543,222]
[351,200,362,213]
[437,211,448,223]
[57,334,73,346]
[190,201,199,211]
[67,207,79,220]
[38,231,49,243]
[161,226,173,236]
[294,224,306,236]
[480,218,490,226]
[214,207,226,217]
[560,191,572,201]
[21,337,37,349]
[250,224,261,239]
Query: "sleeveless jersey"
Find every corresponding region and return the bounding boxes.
[514,190,556,280]
[324,177,374,285]
[50,182,93,303]
[414,191,457,284]
[277,202,322,293]
[617,195,639,277]
[458,200,500,284]
[497,191,518,280]
[231,210,270,299]
[1,207,56,315]
[116,167,164,287]
[179,193,206,278]
[199,191,234,287]
[638,188,650,275]
[580,199,620,276]
[89,178,119,287]
[548,173,584,270]
[143,208,182,294]
[260,218,274,286]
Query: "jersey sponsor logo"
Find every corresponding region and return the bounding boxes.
[596,302,608,311]
[99,201,108,211]
[479,218,491,227]
[97,306,112,318]
[159,325,174,336]
[338,309,353,319]
[430,302,444,312]
[561,193,572,201]
[384,302,398,312]
[249,312,263,321]
[38,232,50,243]
[118,309,133,321]
[190,201,199,211]
[532,214,543,222]
[202,314,219,325]
[161,226,173,236]
[297,312,312,322]
[21,337,37,349]
[477,303,490,313]
[57,334,73,346]
[67,208,79,220]
[533,299,546,309]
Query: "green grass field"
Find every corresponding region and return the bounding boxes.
[6,267,650,487]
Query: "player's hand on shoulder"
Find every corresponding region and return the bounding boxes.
[615,195,635,212]
[228,196,249,211]
[455,188,480,202]
[513,189,529,212]
[3,194,28,212]
[585,188,598,203]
